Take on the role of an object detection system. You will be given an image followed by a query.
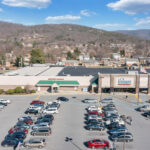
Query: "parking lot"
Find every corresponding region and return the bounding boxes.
[0,94,150,150]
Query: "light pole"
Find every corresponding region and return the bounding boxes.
[121,115,127,150]
[65,137,83,150]
[99,75,104,105]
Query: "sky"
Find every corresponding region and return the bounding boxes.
[0,0,150,31]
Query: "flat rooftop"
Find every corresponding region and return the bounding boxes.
[2,66,150,77]
[58,67,127,76]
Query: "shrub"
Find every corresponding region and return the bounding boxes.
[0,89,4,94]
[30,89,36,93]
[14,87,25,93]
[6,89,15,95]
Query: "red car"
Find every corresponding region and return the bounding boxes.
[87,139,110,149]
[30,100,45,105]
[88,111,104,117]
[9,127,28,134]
[97,113,104,117]
[23,118,33,125]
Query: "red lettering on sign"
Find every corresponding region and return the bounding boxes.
[48,78,64,80]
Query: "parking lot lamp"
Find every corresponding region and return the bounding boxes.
[121,115,127,150]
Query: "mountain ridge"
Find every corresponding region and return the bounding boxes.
[116,29,150,40]
[0,22,149,61]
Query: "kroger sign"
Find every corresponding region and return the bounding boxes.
[118,78,131,85]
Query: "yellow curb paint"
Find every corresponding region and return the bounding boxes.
[35,95,41,100]
[133,94,142,103]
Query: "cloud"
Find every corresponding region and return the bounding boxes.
[94,23,126,29]
[107,0,150,15]
[1,0,51,9]
[135,17,150,26]
[45,15,81,22]
[0,8,3,12]
[80,9,97,17]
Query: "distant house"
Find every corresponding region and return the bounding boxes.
[138,57,150,66]
[125,58,139,67]
[24,53,31,66]
[84,55,90,61]
[124,50,134,58]
[79,54,90,61]
[63,60,79,66]
[112,53,121,60]
[82,60,99,67]
[101,58,111,66]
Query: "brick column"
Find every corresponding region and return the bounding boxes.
[98,74,102,94]
[148,75,150,94]
[91,85,94,93]
[135,74,140,94]
[110,74,114,93]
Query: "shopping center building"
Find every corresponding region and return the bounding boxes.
[1,65,150,94]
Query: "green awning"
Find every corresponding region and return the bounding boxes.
[92,78,98,85]
[37,80,79,86]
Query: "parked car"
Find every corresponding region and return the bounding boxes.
[105,118,124,126]
[38,114,54,121]
[108,127,128,135]
[35,118,52,125]
[87,119,103,124]
[86,139,110,149]
[31,100,45,105]
[25,108,39,115]
[0,99,11,104]
[107,122,125,130]
[32,122,50,130]
[29,105,44,111]
[86,124,105,131]
[42,108,59,114]
[104,114,119,121]
[142,111,150,118]
[15,122,30,129]
[6,131,26,140]
[83,99,98,103]
[9,127,28,134]
[0,102,7,106]
[136,105,150,112]
[88,111,105,117]
[110,132,133,142]
[87,105,102,111]
[47,100,61,105]
[88,115,103,121]
[57,97,69,102]
[0,104,4,109]
[18,116,34,122]
[31,128,51,136]
[101,98,113,103]
[1,139,19,147]
[23,138,46,149]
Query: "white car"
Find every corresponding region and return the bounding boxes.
[47,100,61,105]
[29,105,43,111]
[83,99,98,103]
[87,106,102,112]
[0,104,4,109]
[105,118,124,125]
[88,115,103,120]
[42,108,59,114]
[137,105,150,112]
[87,105,98,110]
[0,99,11,104]
[32,122,50,130]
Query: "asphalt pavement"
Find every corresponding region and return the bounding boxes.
[0,94,150,150]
